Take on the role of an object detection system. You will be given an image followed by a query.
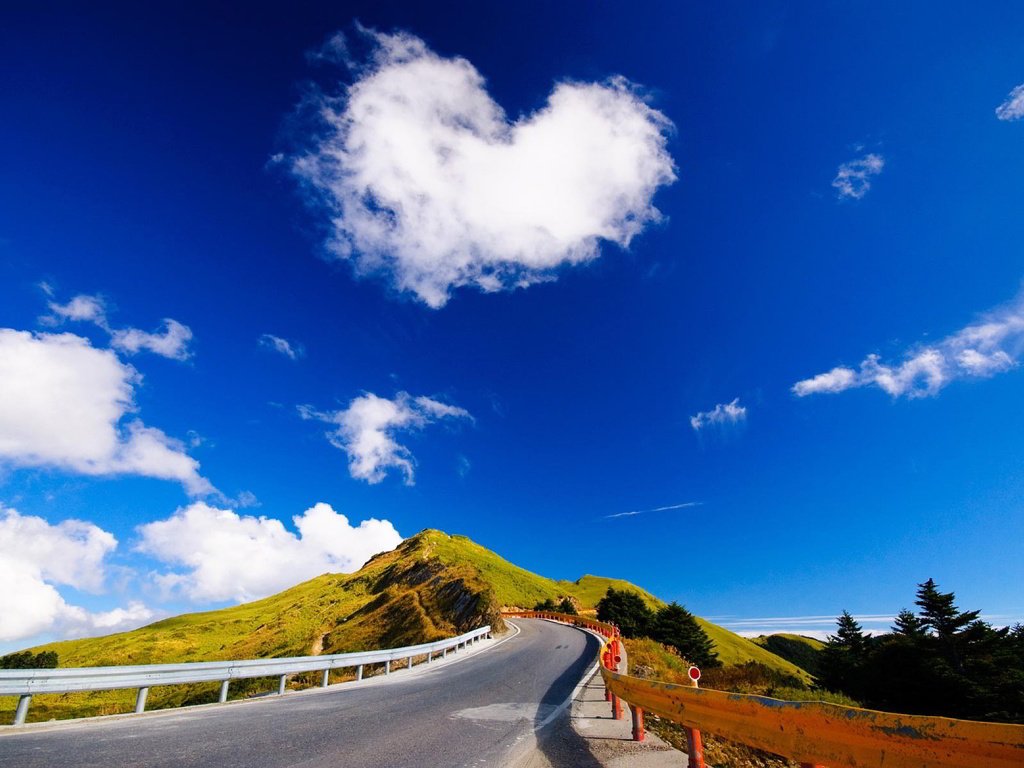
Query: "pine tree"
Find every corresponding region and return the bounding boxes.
[833,611,867,654]
[557,597,578,616]
[818,611,868,699]
[892,609,927,638]
[596,588,653,637]
[915,578,980,672]
[915,579,980,638]
[649,602,720,668]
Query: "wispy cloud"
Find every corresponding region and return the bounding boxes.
[690,398,746,431]
[42,291,193,361]
[604,501,702,519]
[259,333,304,360]
[832,152,884,200]
[793,290,1024,399]
[996,83,1024,121]
[288,28,676,308]
[715,611,1023,641]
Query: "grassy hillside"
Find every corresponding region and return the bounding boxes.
[421,532,664,611]
[1,528,807,722]
[752,633,825,676]
[1,531,500,722]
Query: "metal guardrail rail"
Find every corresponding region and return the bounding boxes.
[1,624,492,726]
[504,610,1024,768]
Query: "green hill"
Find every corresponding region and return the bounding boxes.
[2,529,806,722]
[751,633,825,676]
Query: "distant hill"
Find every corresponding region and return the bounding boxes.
[751,633,825,676]
[3,529,806,722]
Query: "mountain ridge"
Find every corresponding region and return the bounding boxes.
[3,528,806,722]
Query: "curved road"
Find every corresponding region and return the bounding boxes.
[0,619,600,768]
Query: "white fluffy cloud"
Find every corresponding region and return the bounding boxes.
[793,292,1024,398]
[996,83,1024,121]
[136,501,402,603]
[832,153,885,200]
[300,392,472,485]
[690,398,747,431]
[0,329,213,494]
[44,292,192,361]
[289,29,676,307]
[0,506,154,643]
[259,333,304,360]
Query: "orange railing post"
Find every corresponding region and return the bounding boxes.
[684,666,706,768]
[631,705,646,741]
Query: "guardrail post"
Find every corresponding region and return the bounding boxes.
[611,691,623,720]
[427,651,433,664]
[685,670,706,768]
[219,680,230,702]
[321,669,330,687]
[631,705,645,742]
[277,675,287,695]
[685,728,705,768]
[442,647,447,659]
[13,694,31,726]
[357,664,363,681]
[385,660,391,675]
[135,687,149,714]
[407,656,413,669]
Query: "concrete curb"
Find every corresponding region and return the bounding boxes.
[569,667,686,767]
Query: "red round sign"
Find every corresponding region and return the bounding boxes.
[687,665,701,681]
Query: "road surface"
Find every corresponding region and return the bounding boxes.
[0,618,600,768]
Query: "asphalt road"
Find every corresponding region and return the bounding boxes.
[0,619,600,768]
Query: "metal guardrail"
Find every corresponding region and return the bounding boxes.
[503,610,1024,768]
[1,625,492,726]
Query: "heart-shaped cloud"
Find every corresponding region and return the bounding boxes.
[289,30,677,307]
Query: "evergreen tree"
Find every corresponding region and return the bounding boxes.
[834,611,867,653]
[892,609,927,638]
[649,602,719,668]
[915,579,981,638]
[915,578,981,672]
[557,597,578,616]
[818,611,868,699]
[533,598,558,612]
[596,587,653,637]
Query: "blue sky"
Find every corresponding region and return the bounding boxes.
[1,2,1023,650]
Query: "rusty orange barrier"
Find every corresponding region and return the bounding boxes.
[502,610,1024,768]
[600,664,1024,768]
